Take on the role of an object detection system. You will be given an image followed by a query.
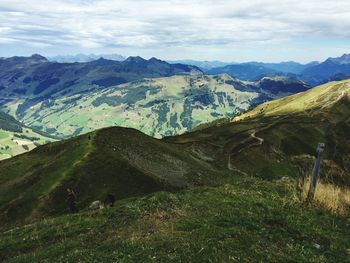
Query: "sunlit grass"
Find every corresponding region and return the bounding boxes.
[301,178,350,215]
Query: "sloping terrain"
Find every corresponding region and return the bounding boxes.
[171,79,350,186]
[300,54,350,85]
[168,60,231,70]
[0,79,348,223]
[0,55,201,116]
[207,53,350,86]
[233,79,350,120]
[0,111,54,160]
[0,127,223,226]
[1,176,349,262]
[0,55,200,98]
[176,60,317,73]
[0,55,310,139]
[207,63,280,81]
[0,80,349,262]
[16,74,258,138]
[48,53,125,63]
[206,61,316,80]
[5,74,309,138]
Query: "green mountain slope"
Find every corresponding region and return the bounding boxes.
[1,176,349,262]
[0,80,349,262]
[0,54,310,139]
[171,79,350,185]
[6,74,309,138]
[233,79,350,120]
[0,127,224,225]
[0,111,54,160]
[1,79,349,225]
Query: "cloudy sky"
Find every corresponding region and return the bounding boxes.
[0,0,350,62]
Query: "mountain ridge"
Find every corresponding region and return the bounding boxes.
[3,74,309,139]
[0,79,349,224]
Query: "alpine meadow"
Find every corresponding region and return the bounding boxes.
[0,0,350,262]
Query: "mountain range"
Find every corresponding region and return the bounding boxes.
[0,54,310,141]
[48,53,126,63]
[206,61,319,80]
[205,54,350,86]
[24,52,350,83]
[300,54,350,85]
[41,53,350,86]
[168,60,232,70]
[5,74,309,138]
[0,52,349,159]
[1,79,349,223]
[0,80,349,262]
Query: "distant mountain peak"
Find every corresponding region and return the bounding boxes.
[30,54,48,62]
[48,53,125,63]
[124,56,146,63]
[340,53,350,59]
[326,53,350,64]
[149,57,163,63]
[96,57,110,62]
[87,57,117,66]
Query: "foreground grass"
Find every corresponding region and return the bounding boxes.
[302,178,350,215]
[1,176,349,262]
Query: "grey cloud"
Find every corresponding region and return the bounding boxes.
[0,0,349,61]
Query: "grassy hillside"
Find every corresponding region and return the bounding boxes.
[8,74,256,137]
[5,74,309,139]
[171,79,350,185]
[1,176,349,262]
[0,80,349,262]
[0,111,54,160]
[0,127,225,226]
[233,79,350,121]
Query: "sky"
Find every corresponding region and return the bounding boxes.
[0,0,350,63]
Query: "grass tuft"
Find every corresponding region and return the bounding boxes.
[301,178,350,215]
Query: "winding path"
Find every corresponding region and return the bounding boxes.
[250,130,264,145]
[227,129,264,173]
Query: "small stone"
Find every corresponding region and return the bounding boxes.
[313,243,321,249]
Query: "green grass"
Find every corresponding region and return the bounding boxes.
[7,74,261,138]
[0,131,9,140]
[0,127,230,227]
[1,176,349,262]
[1,80,350,262]
[0,123,54,160]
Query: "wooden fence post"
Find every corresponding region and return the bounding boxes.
[307,143,325,202]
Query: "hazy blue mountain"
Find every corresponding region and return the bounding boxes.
[207,63,280,81]
[169,60,318,74]
[48,53,126,63]
[168,60,232,70]
[246,61,319,74]
[300,54,350,85]
[0,54,202,98]
[0,55,202,123]
[326,53,350,64]
[206,61,319,81]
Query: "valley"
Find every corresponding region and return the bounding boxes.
[7,74,310,138]
[0,79,349,262]
[0,111,54,160]
[0,55,310,140]
[0,55,349,262]
[1,1,349,261]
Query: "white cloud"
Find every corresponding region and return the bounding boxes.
[0,0,349,62]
